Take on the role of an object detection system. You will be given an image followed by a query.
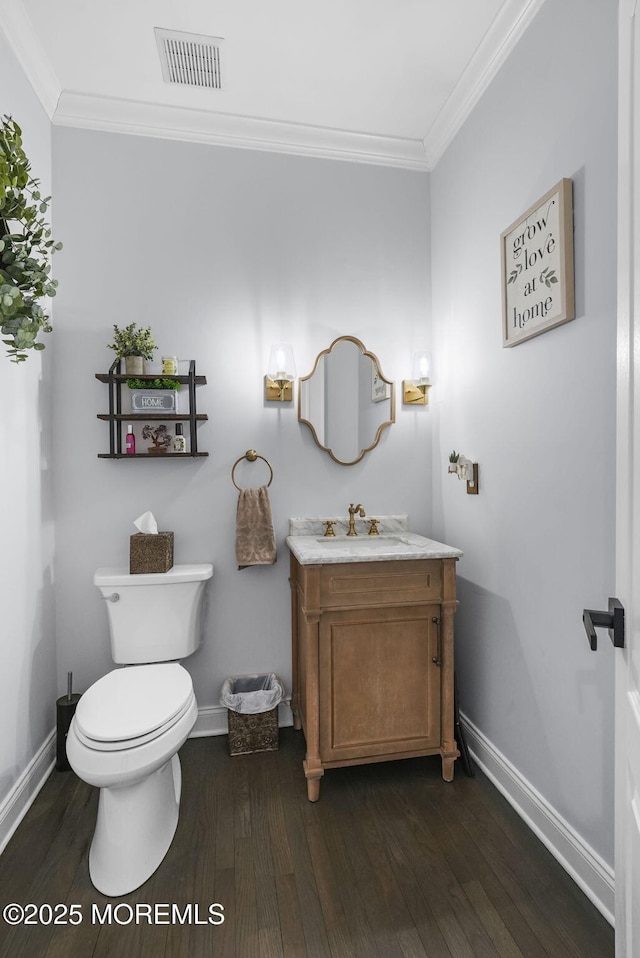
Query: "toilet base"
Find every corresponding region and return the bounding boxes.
[89,753,182,896]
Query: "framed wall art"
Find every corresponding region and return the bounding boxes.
[371,364,391,402]
[501,178,575,347]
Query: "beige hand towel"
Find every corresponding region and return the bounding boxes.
[236,485,277,569]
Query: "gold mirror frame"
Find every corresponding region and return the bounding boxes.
[298,335,395,465]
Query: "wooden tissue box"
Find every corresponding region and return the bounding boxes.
[129,532,174,574]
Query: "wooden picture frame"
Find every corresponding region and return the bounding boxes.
[501,178,575,347]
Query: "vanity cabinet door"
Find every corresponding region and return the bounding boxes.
[318,605,442,765]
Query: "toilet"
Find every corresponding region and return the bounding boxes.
[66,562,213,897]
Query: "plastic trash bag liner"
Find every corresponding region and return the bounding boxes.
[220,673,285,714]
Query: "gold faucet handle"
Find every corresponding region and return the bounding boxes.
[367,518,380,536]
[323,520,336,537]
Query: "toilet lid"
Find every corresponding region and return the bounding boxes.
[72,693,195,751]
[74,663,194,744]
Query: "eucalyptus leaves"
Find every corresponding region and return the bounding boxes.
[107,323,156,360]
[0,115,62,362]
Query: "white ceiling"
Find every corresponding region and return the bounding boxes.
[1,0,545,169]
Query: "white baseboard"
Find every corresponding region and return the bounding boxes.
[190,699,294,738]
[0,731,56,856]
[460,713,615,926]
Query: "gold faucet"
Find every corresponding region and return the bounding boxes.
[347,503,366,536]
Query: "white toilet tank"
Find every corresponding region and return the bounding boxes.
[94,563,213,665]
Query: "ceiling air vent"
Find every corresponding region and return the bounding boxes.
[155,28,223,90]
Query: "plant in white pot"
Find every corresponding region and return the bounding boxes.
[0,115,62,363]
[107,323,156,374]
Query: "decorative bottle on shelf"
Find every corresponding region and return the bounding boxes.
[173,423,186,453]
[125,424,136,455]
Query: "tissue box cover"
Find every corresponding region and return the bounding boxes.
[129,532,174,574]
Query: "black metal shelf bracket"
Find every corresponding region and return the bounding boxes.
[582,598,625,651]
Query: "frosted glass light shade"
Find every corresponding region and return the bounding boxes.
[267,343,296,382]
[411,350,431,385]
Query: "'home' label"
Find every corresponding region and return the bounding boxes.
[131,390,177,412]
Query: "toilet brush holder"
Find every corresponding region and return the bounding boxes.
[56,672,81,772]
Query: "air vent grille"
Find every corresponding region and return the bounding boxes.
[155,28,223,90]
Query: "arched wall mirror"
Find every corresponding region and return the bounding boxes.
[298,335,395,465]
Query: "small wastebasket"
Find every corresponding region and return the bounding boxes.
[220,673,285,756]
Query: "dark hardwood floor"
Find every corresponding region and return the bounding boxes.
[0,729,614,957]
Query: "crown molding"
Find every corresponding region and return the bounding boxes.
[3,0,545,171]
[52,91,430,171]
[0,0,60,118]
[423,0,547,168]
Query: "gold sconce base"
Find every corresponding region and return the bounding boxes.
[264,376,293,402]
[402,381,431,405]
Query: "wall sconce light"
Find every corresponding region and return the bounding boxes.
[448,451,479,495]
[403,351,432,405]
[265,343,296,402]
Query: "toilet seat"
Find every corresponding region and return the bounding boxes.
[73,693,195,751]
[74,663,194,751]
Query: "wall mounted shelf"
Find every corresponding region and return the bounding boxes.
[96,360,208,458]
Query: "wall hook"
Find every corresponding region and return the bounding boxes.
[448,452,479,494]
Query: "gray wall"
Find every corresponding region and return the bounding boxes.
[51,129,432,715]
[1,0,618,899]
[0,29,57,825]
[430,0,618,865]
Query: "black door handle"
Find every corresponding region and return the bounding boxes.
[582,598,624,650]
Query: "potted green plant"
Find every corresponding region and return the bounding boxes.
[127,377,181,413]
[107,323,156,374]
[0,115,62,363]
[448,450,460,474]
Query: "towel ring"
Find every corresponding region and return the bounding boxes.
[231,449,274,490]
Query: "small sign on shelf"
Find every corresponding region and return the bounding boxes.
[130,389,178,413]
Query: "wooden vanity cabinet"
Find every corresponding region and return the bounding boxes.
[289,554,459,801]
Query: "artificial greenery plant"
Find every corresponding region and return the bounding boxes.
[126,377,181,390]
[0,115,62,363]
[107,323,156,360]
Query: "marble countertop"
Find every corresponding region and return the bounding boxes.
[286,515,463,565]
